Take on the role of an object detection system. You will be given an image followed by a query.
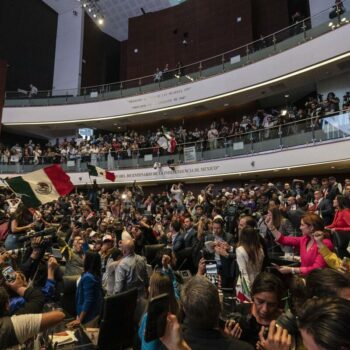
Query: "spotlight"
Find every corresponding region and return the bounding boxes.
[98,17,104,25]
[83,3,87,7]
[281,110,287,116]
[328,21,333,27]
[88,7,92,12]
[93,13,97,18]
[341,17,347,22]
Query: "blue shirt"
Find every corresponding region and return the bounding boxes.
[138,313,162,350]
[76,272,103,324]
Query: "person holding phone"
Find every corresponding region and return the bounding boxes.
[138,272,178,350]
[265,213,333,275]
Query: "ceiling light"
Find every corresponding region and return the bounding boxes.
[281,109,287,116]
[328,22,333,27]
[284,94,290,98]
[88,7,92,12]
[98,17,104,25]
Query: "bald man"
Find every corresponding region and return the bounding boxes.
[111,239,149,296]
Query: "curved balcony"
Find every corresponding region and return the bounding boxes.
[4,3,350,109]
[1,111,350,184]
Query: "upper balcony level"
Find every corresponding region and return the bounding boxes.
[2,4,350,133]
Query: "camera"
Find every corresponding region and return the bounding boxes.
[276,310,299,336]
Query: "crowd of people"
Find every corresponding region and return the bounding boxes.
[0,173,350,349]
[0,91,349,168]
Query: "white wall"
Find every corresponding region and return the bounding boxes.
[52,5,84,96]
[317,71,350,103]
[309,0,333,27]
[3,24,350,125]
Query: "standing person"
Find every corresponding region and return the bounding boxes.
[205,218,235,287]
[138,272,179,350]
[235,272,285,349]
[67,252,103,328]
[236,227,264,294]
[325,194,350,232]
[265,213,333,275]
[5,204,35,250]
[28,84,38,97]
[311,190,334,226]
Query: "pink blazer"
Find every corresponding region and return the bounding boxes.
[276,234,333,275]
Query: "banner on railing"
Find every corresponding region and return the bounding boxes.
[184,146,196,163]
[233,142,244,150]
[144,154,153,161]
[322,113,350,136]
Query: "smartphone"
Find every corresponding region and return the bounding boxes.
[2,266,16,283]
[205,260,219,285]
[145,293,169,342]
[52,248,63,260]
[205,260,218,275]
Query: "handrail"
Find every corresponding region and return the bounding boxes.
[4,1,349,99]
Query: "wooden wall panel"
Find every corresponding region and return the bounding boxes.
[0,60,7,136]
[124,0,253,79]
[0,0,57,91]
[81,14,121,87]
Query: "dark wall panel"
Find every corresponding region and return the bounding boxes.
[125,0,253,79]
[0,0,57,91]
[82,14,121,87]
[0,60,7,136]
[251,0,290,39]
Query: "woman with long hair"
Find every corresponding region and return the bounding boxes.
[236,227,265,292]
[138,272,179,350]
[265,213,333,275]
[68,251,103,328]
[5,204,35,250]
[325,194,350,232]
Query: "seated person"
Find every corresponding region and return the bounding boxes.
[181,275,253,350]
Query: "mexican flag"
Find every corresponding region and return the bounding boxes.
[87,164,115,182]
[6,165,74,208]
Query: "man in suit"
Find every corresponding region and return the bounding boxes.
[169,220,185,253]
[313,190,334,226]
[204,218,236,287]
[183,217,196,248]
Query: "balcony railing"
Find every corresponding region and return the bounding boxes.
[4,2,350,107]
[1,110,349,174]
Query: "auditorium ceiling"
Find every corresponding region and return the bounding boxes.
[42,0,187,41]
